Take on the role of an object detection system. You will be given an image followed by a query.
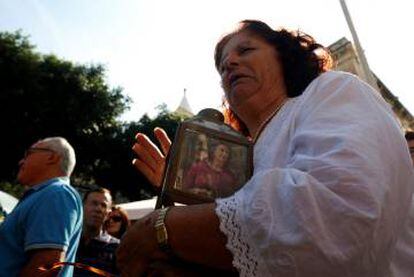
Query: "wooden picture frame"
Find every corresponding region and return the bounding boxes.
[157,109,253,206]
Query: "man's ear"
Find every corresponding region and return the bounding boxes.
[46,152,61,165]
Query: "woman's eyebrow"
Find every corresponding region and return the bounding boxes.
[238,40,253,47]
[220,40,253,68]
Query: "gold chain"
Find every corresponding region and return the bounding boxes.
[252,99,287,143]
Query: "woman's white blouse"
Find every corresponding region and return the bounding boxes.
[216,71,414,277]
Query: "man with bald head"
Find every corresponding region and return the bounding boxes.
[0,137,83,276]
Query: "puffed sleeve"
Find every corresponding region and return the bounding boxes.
[216,72,414,277]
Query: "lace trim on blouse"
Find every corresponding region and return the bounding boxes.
[216,196,259,276]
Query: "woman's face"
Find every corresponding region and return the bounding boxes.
[213,144,230,165]
[218,31,285,115]
[106,212,122,235]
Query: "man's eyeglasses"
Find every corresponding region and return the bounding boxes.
[24,147,55,158]
[109,216,122,223]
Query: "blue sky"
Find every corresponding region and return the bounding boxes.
[1,0,412,122]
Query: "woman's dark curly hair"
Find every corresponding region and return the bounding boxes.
[104,206,131,239]
[214,20,333,136]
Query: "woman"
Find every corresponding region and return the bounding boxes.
[104,206,130,239]
[183,143,236,198]
[118,20,413,276]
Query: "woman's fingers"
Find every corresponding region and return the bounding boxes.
[135,133,165,163]
[132,132,167,187]
[118,246,149,277]
[132,158,163,188]
[154,127,172,156]
[132,143,158,175]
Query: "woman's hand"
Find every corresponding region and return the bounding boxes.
[132,127,172,188]
[116,211,169,276]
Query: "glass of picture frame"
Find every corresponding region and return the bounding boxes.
[156,108,253,207]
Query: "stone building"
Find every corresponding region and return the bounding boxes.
[328,38,414,130]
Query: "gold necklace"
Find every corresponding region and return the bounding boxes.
[252,99,287,143]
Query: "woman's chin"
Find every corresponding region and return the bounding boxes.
[107,228,118,234]
[228,87,256,108]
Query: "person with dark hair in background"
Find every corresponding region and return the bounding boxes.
[183,142,236,198]
[405,131,414,163]
[0,137,82,277]
[104,206,131,240]
[390,131,414,276]
[74,187,119,276]
[119,20,414,276]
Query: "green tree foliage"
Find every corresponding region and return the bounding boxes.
[0,31,188,201]
[0,31,127,193]
[0,181,24,199]
[93,104,188,200]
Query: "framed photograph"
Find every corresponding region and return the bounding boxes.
[158,109,253,206]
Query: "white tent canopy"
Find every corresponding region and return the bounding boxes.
[0,190,19,214]
[117,197,157,220]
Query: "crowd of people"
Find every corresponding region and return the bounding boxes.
[0,137,131,276]
[0,19,414,277]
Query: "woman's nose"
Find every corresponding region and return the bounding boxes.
[222,52,240,71]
